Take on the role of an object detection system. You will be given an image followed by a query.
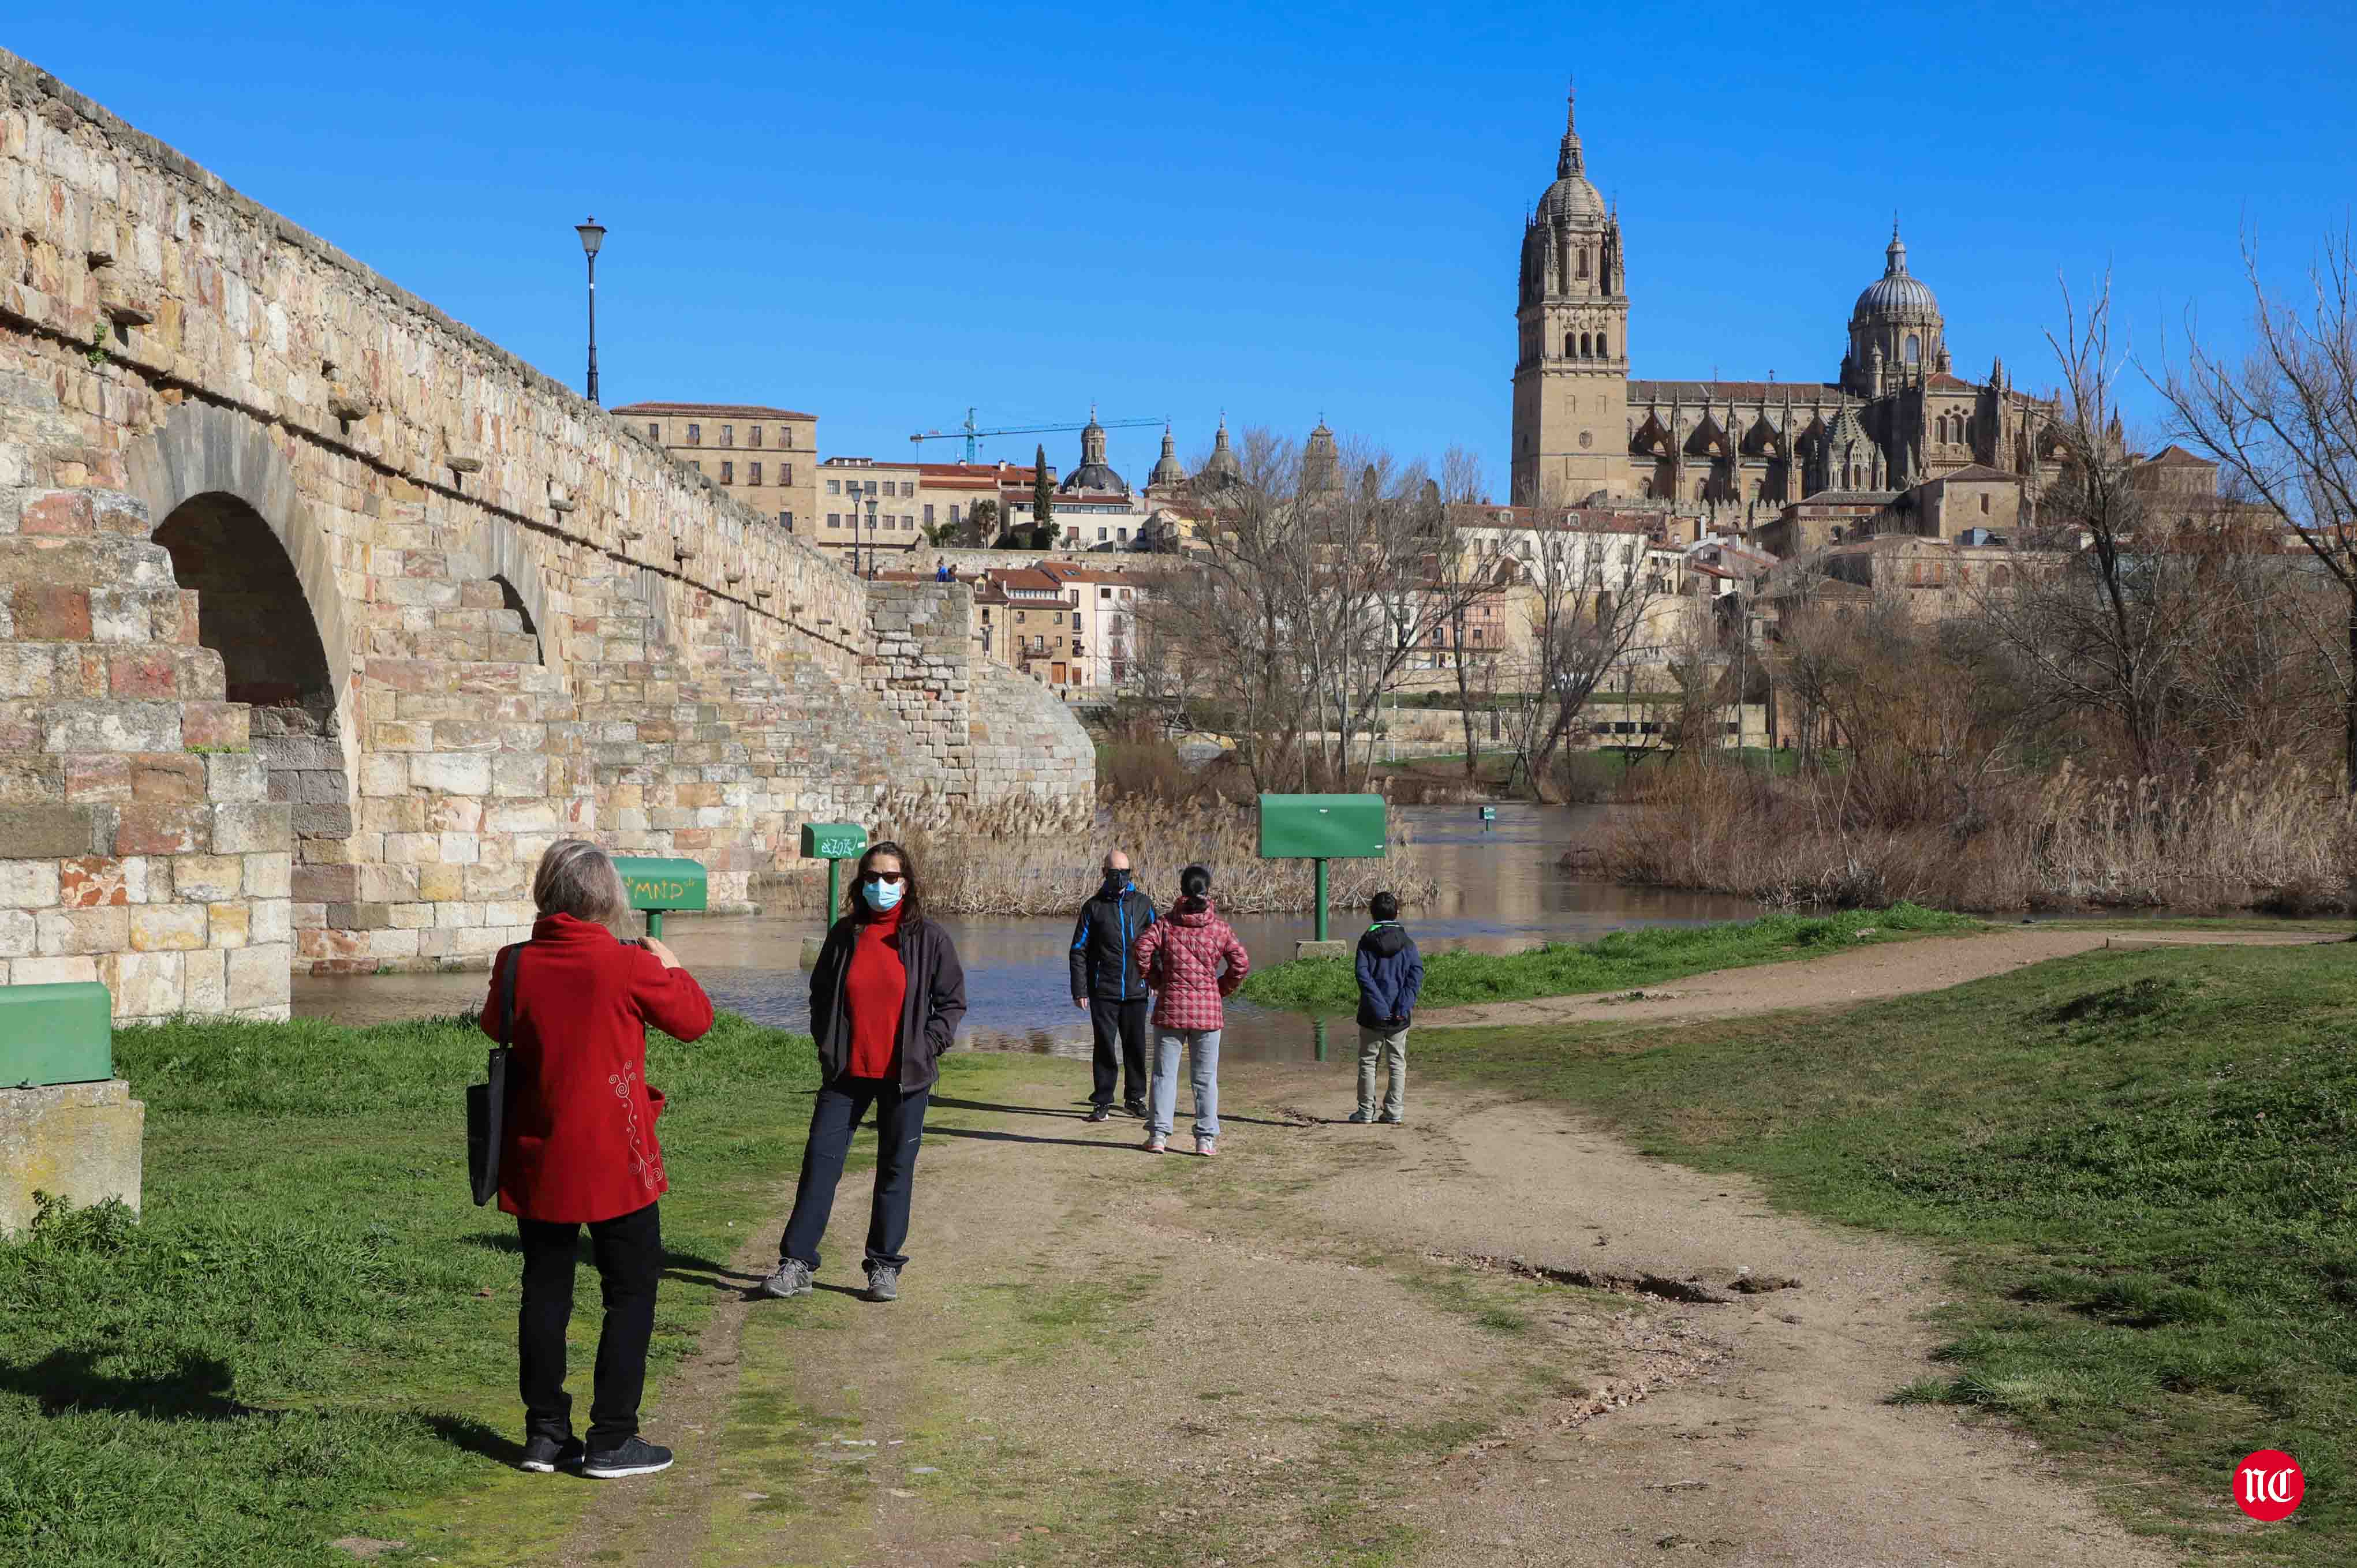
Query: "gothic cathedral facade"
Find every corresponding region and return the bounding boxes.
[1511,92,2060,517]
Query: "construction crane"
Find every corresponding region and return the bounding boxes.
[909,407,1163,464]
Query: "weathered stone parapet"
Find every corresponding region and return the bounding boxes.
[0,1077,144,1236]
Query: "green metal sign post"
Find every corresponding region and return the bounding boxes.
[800,822,869,916]
[1257,793,1387,945]
[613,856,708,940]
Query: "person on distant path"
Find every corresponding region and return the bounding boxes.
[1070,850,1157,1122]
[1351,891,1423,1126]
[484,838,714,1481]
[761,840,967,1306]
[1131,863,1250,1157]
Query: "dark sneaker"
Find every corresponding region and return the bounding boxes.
[520,1434,584,1473]
[1379,1114,1404,1125]
[1086,1105,1112,1123]
[582,1435,674,1479]
[865,1263,901,1303]
[759,1258,815,1298]
[1124,1100,1149,1120]
[1346,1110,1375,1124]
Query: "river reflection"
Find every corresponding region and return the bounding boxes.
[291,805,1759,1064]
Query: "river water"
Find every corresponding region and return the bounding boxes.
[291,805,1759,1063]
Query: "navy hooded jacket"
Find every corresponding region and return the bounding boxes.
[1354,922,1425,1029]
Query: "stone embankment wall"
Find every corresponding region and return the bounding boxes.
[0,51,1090,1019]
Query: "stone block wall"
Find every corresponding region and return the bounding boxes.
[0,488,290,1019]
[865,582,974,789]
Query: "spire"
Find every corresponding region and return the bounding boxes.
[1556,80,1584,179]
[1886,218,1908,277]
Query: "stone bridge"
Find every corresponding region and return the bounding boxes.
[0,52,1092,1020]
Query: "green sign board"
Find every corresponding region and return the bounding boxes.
[799,822,869,860]
[1257,794,1388,860]
[611,858,707,944]
[1,981,113,1088]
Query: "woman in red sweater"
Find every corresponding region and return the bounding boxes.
[760,840,966,1305]
[480,839,714,1480]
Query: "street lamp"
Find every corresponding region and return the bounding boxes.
[575,217,606,404]
[864,496,879,578]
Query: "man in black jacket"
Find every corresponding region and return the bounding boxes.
[1070,851,1157,1122]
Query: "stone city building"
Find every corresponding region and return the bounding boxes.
[1511,91,2062,521]
[614,402,818,540]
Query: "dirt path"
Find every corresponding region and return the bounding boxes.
[540,1038,2188,1565]
[1416,923,2340,1031]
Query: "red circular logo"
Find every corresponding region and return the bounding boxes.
[2234,1451,2304,1522]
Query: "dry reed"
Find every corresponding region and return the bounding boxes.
[1597,757,2357,913]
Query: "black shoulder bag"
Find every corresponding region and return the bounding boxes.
[466,945,522,1207]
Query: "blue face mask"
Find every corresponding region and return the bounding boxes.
[861,877,905,912]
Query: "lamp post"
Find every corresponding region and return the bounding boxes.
[575,217,606,404]
[864,496,880,578]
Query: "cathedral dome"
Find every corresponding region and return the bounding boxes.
[1852,226,1940,321]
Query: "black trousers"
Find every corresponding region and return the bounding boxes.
[779,1078,930,1274]
[516,1200,662,1450]
[1089,997,1151,1109]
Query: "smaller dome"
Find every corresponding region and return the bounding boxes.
[1852,226,1940,321]
[1148,424,1186,488]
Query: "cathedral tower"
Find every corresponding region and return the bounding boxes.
[1511,88,1630,506]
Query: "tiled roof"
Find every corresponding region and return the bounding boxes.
[1925,373,1975,390]
[2142,444,2216,467]
[613,402,817,421]
[1930,464,2017,483]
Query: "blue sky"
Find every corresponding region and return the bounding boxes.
[14,3,2356,497]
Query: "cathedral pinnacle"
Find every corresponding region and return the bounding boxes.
[1557,81,1584,179]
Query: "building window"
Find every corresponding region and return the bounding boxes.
[950,504,962,525]
[1980,493,1990,515]
[750,425,763,448]
[1100,587,1112,598]
[1017,611,1027,624]
[827,512,841,528]
[1596,331,1608,357]
[720,424,734,447]
[865,481,878,497]
[749,462,763,486]
[1577,248,1590,279]
[780,511,794,531]
[720,461,734,484]
[1904,334,1921,365]
[687,423,701,444]
[1580,331,1592,357]
[647,422,660,440]
[691,460,702,473]
[782,464,793,486]
[827,478,841,495]
[1118,528,1129,542]
[901,481,916,498]
[1564,331,1576,358]
[785,426,795,450]
[924,504,935,525]
[1098,527,1108,541]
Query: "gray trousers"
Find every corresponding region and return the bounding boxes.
[1149,1028,1221,1139]
[1357,1025,1408,1118]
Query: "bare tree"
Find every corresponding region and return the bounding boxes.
[1500,509,1664,800]
[1975,276,2230,781]
[2156,227,2357,793]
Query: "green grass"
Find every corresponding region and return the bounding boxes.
[1411,944,2357,1563]
[0,1009,823,1568]
[1238,901,1980,1012]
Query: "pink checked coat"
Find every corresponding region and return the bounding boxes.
[1133,897,1250,1031]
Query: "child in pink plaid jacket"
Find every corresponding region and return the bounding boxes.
[1130,864,1250,1156]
